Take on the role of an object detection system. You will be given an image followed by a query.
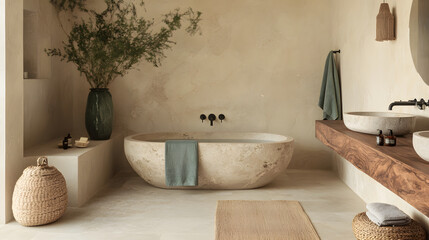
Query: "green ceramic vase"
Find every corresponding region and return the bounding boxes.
[85,88,113,140]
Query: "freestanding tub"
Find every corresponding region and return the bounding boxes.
[124,132,294,189]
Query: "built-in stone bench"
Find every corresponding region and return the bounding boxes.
[24,133,124,207]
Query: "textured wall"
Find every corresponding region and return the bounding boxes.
[331,0,429,228]
[0,0,6,224]
[332,0,429,118]
[23,0,76,149]
[73,0,336,169]
[2,0,24,223]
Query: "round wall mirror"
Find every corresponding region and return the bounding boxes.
[410,0,429,85]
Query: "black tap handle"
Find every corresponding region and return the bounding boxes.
[200,114,206,123]
[208,114,216,126]
[208,114,216,121]
[219,114,225,122]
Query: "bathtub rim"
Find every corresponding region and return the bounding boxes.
[124,132,294,145]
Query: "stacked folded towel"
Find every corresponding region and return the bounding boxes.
[366,203,411,226]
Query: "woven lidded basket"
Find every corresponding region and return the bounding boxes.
[12,156,68,226]
[353,212,426,240]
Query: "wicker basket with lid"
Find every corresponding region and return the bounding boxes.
[12,156,68,226]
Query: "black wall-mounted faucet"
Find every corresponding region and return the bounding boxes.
[219,114,225,122]
[200,113,226,126]
[200,114,207,123]
[389,98,429,110]
[208,114,216,126]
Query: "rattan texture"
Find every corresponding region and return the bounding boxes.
[12,157,68,226]
[353,212,426,240]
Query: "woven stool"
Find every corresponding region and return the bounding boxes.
[352,212,426,240]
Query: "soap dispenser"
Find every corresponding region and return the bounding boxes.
[376,129,384,146]
[67,133,72,145]
[384,129,397,146]
[62,137,69,150]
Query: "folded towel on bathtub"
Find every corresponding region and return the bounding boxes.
[165,140,198,187]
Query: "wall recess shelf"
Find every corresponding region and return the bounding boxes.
[316,120,429,216]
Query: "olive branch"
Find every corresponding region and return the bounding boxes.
[46,0,202,88]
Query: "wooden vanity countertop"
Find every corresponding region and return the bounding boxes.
[316,120,429,216]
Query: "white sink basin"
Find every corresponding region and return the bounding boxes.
[343,112,416,135]
[413,131,429,162]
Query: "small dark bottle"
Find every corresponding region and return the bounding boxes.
[67,133,72,145]
[384,129,397,146]
[62,137,69,150]
[376,129,384,146]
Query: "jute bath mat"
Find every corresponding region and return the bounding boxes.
[215,200,320,240]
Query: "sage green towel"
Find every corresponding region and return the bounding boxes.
[318,51,342,120]
[165,140,198,187]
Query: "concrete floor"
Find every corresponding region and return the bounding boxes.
[0,170,365,239]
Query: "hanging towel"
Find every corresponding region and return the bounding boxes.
[318,51,342,120]
[165,140,198,187]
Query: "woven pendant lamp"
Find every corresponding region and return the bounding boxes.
[376,1,395,41]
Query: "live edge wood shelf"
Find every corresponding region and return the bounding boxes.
[316,120,429,216]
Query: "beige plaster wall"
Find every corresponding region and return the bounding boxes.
[72,0,336,169]
[331,0,429,229]
[0,0,5,224]
[23,0,76,149]
[23,0,51,79]
[3,0,24,223]
[332,0,429,118]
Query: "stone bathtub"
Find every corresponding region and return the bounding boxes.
[124,132,294,189]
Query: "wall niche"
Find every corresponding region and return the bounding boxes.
[23,0,51,80]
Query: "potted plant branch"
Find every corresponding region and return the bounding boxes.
[46,0,201,140]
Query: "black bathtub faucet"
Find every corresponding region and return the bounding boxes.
[219,114,225,122]
[200,113,226,126]
[388,98,429,110]
[200,114,207,123]
[208,114,216,126]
